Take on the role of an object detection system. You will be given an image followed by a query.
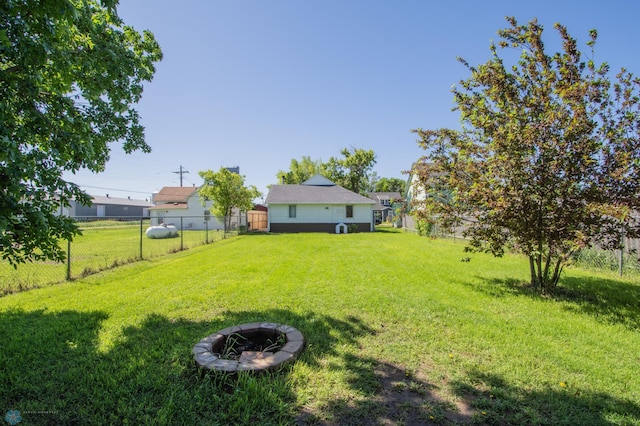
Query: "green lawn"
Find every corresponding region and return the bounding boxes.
[1,230,639,425]
[0,222,229,295]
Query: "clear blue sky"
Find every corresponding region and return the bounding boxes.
[65,0,640,201]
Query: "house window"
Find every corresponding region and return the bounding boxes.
[289,205,296,218]
[204,210,210,221]
[346,205,353,218]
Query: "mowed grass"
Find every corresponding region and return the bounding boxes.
[0,223,228,294]
[1,230,639,425]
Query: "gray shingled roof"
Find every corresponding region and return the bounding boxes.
[265,184,375,205]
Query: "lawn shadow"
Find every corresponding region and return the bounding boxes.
[373,226,404,234]
[296,354,476,425]
[450,368,640,425]
[0,308,408,424]
[556,274,640,330]
[468,274,640,331]
[7,305,636,424]
[0,309,111,424]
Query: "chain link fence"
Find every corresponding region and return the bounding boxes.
[1,216,238,296]
[403,214,640,276]
[572,238,640,276]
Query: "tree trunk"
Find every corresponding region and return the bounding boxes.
[529,255,538,288]
[529,253,564,293]
[550,258,563,289]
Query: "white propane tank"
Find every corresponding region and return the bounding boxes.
[145,224,179,239]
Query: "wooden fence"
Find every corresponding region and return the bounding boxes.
[247,210,268,231]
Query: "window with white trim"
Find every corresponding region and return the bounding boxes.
[346,205,353,218]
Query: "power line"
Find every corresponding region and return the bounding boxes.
[76,185,153,195]
[172,165,189,187]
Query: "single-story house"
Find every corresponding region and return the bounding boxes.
[367,192,403,224]
[68,195,153,218]
[265,175,376,233]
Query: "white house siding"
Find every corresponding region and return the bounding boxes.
[404,167,427,232]
[150,197,248,231]
[151,197,222,230]
[269,204,373,232]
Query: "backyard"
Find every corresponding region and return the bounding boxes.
[0,219,229,295]
[1,229,639,425]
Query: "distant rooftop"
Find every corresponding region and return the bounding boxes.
[153,186,199,203]
[90,195,153,207]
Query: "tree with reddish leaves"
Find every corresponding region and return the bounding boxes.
[412,17,640,292]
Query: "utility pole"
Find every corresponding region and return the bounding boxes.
[172,165,189,187]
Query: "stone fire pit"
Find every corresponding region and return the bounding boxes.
[193,322,305,373]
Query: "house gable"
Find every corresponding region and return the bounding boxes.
[301,174,335,186]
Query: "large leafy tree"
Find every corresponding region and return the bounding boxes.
[325,147,376,195]
[373,177,406,194]
[1,0,162,266]
[412,17,640,292]
[276,147,377,195]
[199,168,261,232]
[276,156,323,185]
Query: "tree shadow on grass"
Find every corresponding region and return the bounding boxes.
[450,368,640,425]
[296,354,476,425]
[556,275,640,330]
[297,352,640,425]
[0,308,401,425]
[468,274,640,331]
[5,307,637,425]
[373,226,404,234]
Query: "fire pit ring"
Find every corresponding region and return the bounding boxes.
[193,322,305,373]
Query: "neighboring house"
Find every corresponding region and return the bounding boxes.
[265,175,375,233]
[149,185,248,231]
[403,162,428,231]
[367,192,403,224]
[68,195,153,218]
[403,161,465,236]
[149,186,222,230]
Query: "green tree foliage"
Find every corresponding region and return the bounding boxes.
[276,156,323,184]
[199,168,261,232]
[276,147,377,195]
[412,17,640,292]
[329,147,377,195]
[374,177,406,194]
[0,0,162,266]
